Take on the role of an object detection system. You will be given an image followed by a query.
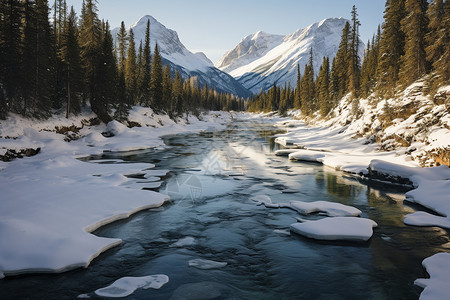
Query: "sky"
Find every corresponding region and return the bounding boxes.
[64,0,386,63]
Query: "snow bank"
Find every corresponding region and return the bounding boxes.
[415,253,450,300]
[94,274,169,298]
[289,200,362,217]
[0,109,233,278]
[290,217,377,242]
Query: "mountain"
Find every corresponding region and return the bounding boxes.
[216,18,365,94]
[112,15,250,98]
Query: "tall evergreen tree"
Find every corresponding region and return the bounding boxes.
[150,42,163,111]
[172,70,183,116]
[425,0,449,87]
[398,0,428,87]
[162,64,172,114]
[316,56,330,116]
[348,5,361,97]
[294,64,301,109]
[334,21,351,99]
[116,21,127,74]
[60,6,82,116]
[125,28,137,104]
[1,0,23,115]
[140,19,151,106]
[79,0,104,118]
[376,0,406,97]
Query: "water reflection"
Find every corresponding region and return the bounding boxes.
[0,120,448,300]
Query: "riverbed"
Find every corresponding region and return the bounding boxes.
[1,119,448,299]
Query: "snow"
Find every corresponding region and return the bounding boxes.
[0,109,233,278]
[289,201,362,217]
[415,253,450,300]
[188,259,227,270]
[94,274,169,298]
[290,217,378,242]
[217,18,365,93]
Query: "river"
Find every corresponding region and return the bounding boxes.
[1,119,448,299]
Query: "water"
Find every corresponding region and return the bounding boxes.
[1,120,449,299]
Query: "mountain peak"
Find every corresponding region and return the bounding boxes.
[217,17,364,93]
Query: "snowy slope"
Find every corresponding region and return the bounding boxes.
[112,15,250,97]
[217,18,364,94]
[215,31,284,74]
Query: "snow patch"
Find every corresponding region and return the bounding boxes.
[94,274,169,298]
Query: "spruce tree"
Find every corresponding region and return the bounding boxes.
[317,57,330,116]
[60,6,82,116]
[150,42,163,111]
[140,19,151,106]
[334,21,351,99]
[162,64,172,114]
[125,28,137,104]
[425,0,449,87]
[1,0,23,114]
[172,70,183,116]
[398,0,428,87]
[116,21,127,74]
[376,0,406,97]
[348,5,361,97]
[294,64,301,109]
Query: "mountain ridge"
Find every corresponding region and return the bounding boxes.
[216,18,365,94]
[112,15,250,98]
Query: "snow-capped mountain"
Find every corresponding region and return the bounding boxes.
[215,31,284,74]
[112,15,250,97]
[216,18,365,94]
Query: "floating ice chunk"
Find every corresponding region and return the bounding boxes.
[404,211,450,229]
[77,294,90,299]
[274,137,297,147]
[145,169,170,178]
[94,274,169,298]
[290,217,377,242]
[415,253,450,300]
[289,200,362,217]
[273,229,291,235]
[188,259,227,269]
[274,149,301,156]
[171,236,196,247]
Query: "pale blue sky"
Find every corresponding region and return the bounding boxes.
[65,0,386,63]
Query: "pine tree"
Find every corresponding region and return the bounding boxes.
[125,28,137,104]
[140,19,151,106]
[348,5,361,97]
[60,6,82,116]
[162,64,172,114]
[95,21,116,122]
[334,21,351,99]
[329,57,339,105]
[79,0,104,119]
[294,64,301,109]
[425,0,449,87]
[116,21,127,74]
[1,0,23,115]
[376,0,406,97]
[172,70,183,116]
[32,0,56,118]
[150,42,163,111]
[398,0,428,87]
[316,56,330,116]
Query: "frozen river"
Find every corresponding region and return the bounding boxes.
[1,119,448,299]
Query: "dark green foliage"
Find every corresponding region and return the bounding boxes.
[60,6,82,116]
[376,0,406,97]
[125,28,137,104]
[162,64,172,115]
[116,21,127,74]
[348,5,361,97]
[334,21,351,99]
[398,0,428,87]
[150,43,163,111]
[294,64,301,109]
[316,57,331,116]
[140,19,151,106]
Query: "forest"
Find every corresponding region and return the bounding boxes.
[0,0,246,122]
[248,1,449,117]
[0,0,448,124]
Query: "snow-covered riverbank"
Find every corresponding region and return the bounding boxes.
[0,108,233,279]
